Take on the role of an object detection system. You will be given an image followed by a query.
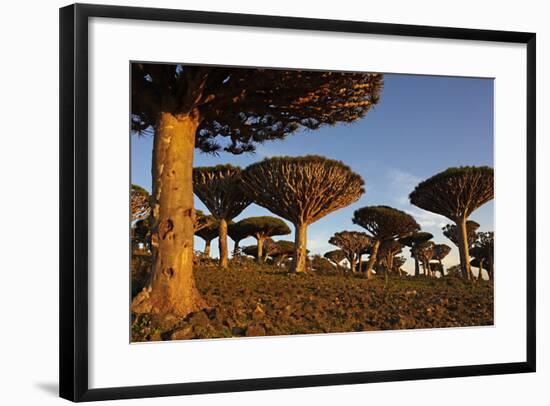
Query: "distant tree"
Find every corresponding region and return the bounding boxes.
[269,240,297,266]
[227,221,252,255]
[131,184,150,223]
[410,166,493,281]
[442,221,480,248]
[413,241,435,276]
[194,219,220,257]
[393,255,407,275]
[243,156,365,273]
[446,264,462,278]
[471,231,494,280]
[352,206,420,279]
[131,63,383,317]
[399,231,433,276]
[310,255,337,273]
[232,216,291,263]
[377,240,403,278]
[193,165,251,268]
[329,231,373,273]
[324,249,347,266]
[432,243,451,276]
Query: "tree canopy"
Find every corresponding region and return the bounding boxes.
[399,231,433,247]
[235,216,291,240]
[132,64,383,154]
[433,243,451,262]
[193,165,251,221]
[353,206,420,241]
[409,166,494,220]
[324,249,347,265]
[243,156,364,226]
[194,218,221,241]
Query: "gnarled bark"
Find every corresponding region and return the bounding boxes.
[456,217,473,280]
[131,112,206,319]
[292,223,308,273]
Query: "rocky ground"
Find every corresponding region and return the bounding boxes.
[131,257,493,342]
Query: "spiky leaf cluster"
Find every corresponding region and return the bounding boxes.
[242,156,364,225]
[132,63,383,153]
[442,221,480,247]
[409,166,494,220]
[352,205,420,241]
[193,165,251,220]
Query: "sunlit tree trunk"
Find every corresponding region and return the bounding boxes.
[456,217,473,280]
[219,219,229,268]
[364,240,380,279]
[131,112,206,319]
[256,236,264,264]
[291,223,308,273]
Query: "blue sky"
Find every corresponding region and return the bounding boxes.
[131,73,494,274]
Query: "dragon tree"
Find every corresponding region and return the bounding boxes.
[471,231,494,280]
[243,156,365,273]
[398,231,433,277]
[352,206,419,279]
[412,241,435,276]
[194,219,220,257]
[324,249,347,267]
[193,165,251,268]
[131,63,382,318]
[232,216,291,263]
[410,166,493,281]
[432,243,451,276]
[228,221,252,255]
[329,231,373,273]
[377,240,403,278]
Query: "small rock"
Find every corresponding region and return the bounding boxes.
[170,326,194,340]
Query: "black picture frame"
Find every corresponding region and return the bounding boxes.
[59,3,536,402]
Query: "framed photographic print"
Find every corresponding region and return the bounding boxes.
[59,3,536,402]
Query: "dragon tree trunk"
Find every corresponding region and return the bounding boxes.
[438,259,444,277]
[456,217,473,280]
[131,112,206,319]
[233,240,240,256]
[364,240,380,279]
[218,219,229,268]
[256,236,264,264]
[413,250,420,276]
[204,239,211,257]
[350,254,357,273]
[488,256,494,281]
[291,223,308,273]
